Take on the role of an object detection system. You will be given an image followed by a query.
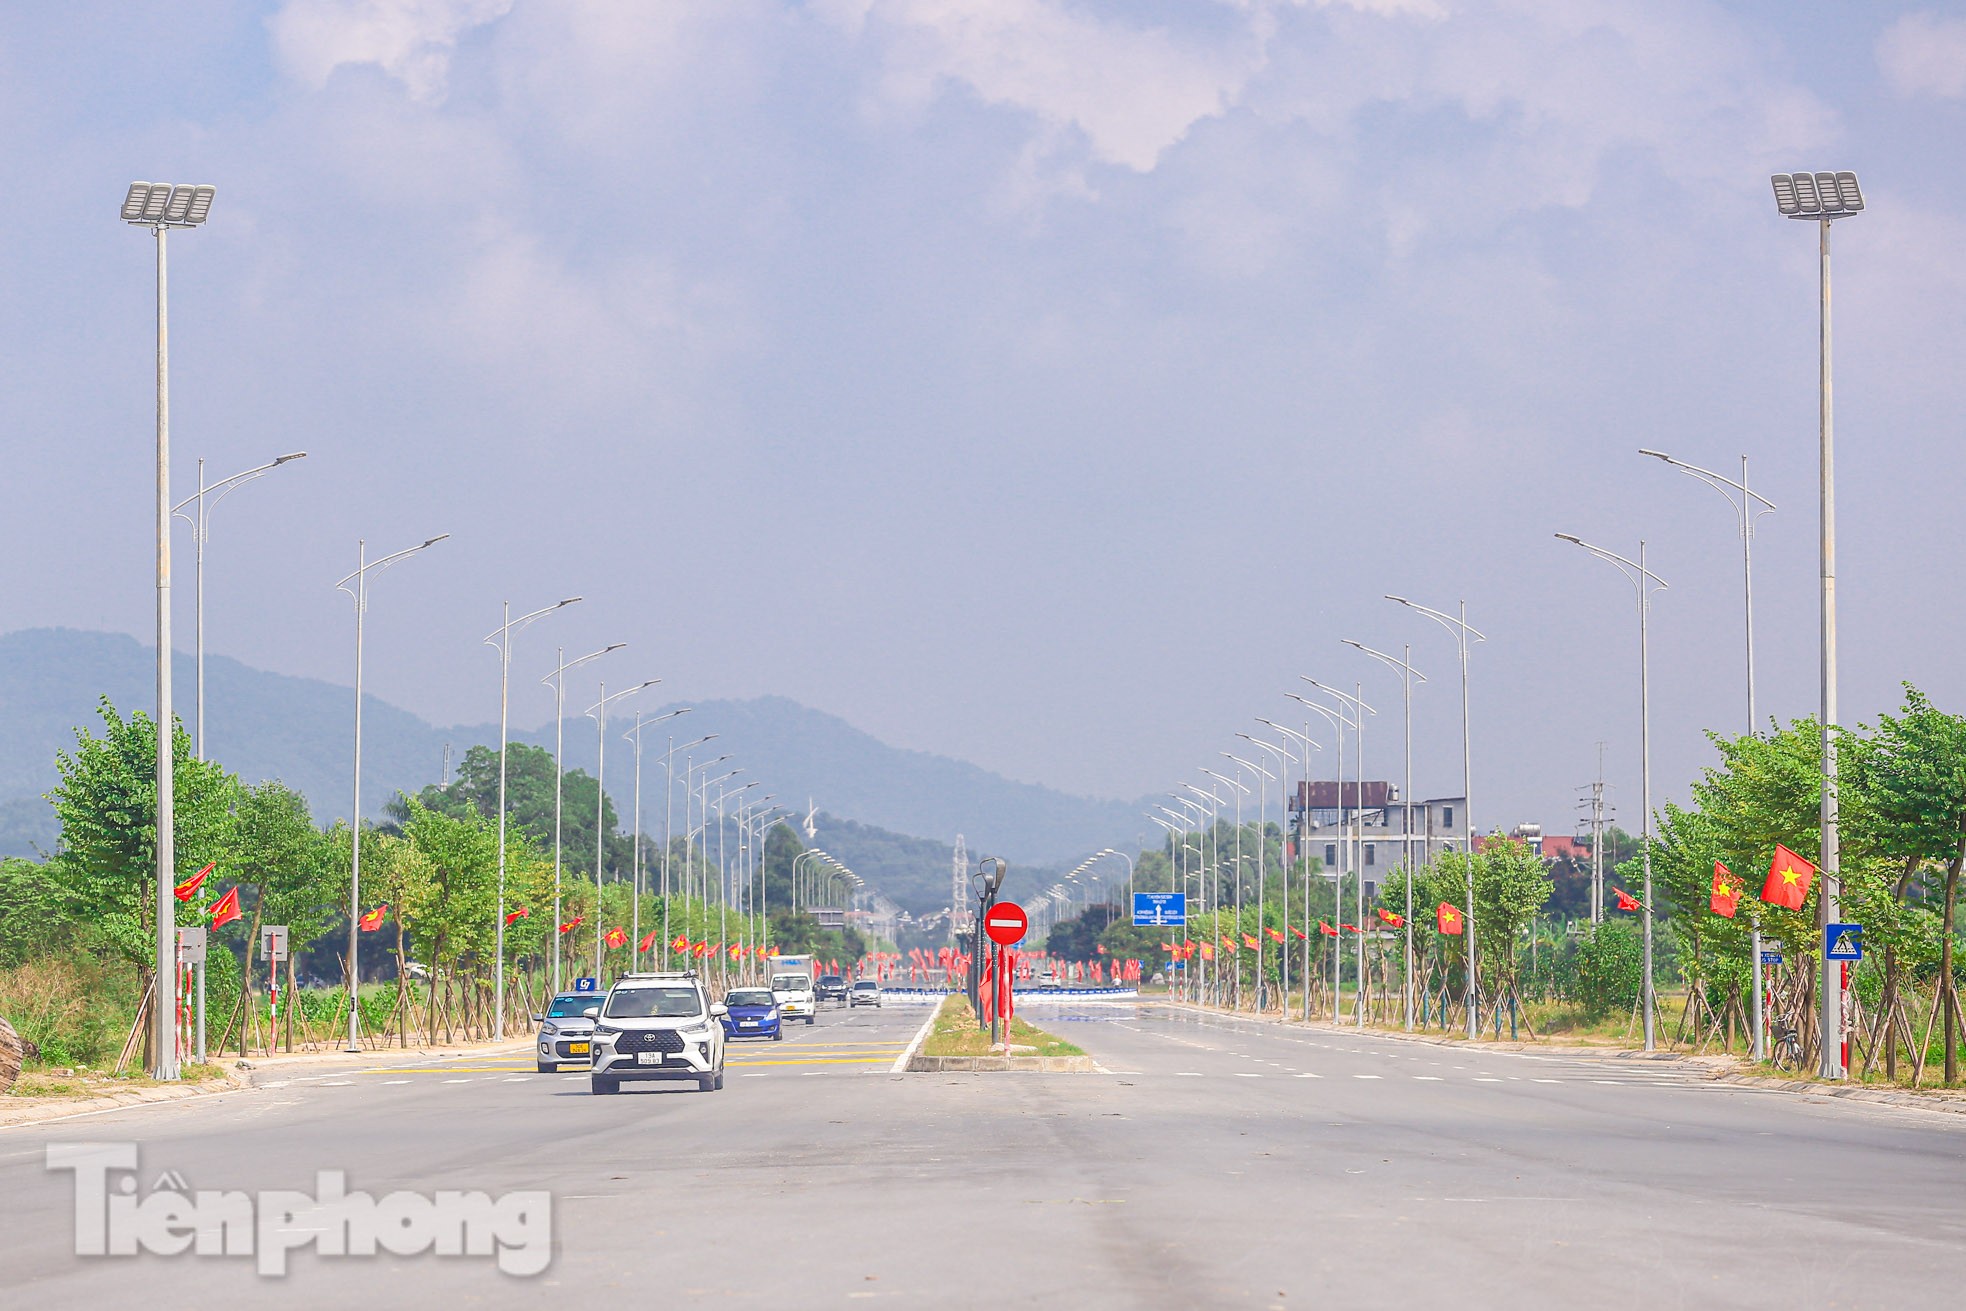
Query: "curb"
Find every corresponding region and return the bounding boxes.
[891,1008,941,1074]
[0,1070,251,1129]
[906,1054,1095,1073]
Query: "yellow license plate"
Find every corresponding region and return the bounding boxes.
[567,1042,590,1055]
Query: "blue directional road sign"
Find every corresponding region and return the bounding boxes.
[1825,923,1864,962]
[1759,951,1783,966]
[574,976,599,993]
[1133,892,1187,927]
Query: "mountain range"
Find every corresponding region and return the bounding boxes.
[0,629,1152,905]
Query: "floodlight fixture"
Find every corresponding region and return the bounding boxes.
[122,181,216,227]
[1770,171,1863,220]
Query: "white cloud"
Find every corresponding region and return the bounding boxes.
[269,0,514,101]
[828,0,1266,171]
[1878,11,1966,99]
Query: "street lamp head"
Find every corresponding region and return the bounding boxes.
[1771,171,1863,220]
[1555,532,1582,544]
[421,534,450,548]
[1636,449,1671,463]
[555,596,581,609]
[274,452,308,465]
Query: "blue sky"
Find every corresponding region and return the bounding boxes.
[4,1,1964,837]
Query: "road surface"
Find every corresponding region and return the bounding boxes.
[3,999,1961,1307]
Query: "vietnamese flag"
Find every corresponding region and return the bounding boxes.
[1319,921,1338,937]
[358,904,388,932]
[559,916,584,935]
[1613,887,1642,913]
[694,941,711,957]
[1762,844,1816,911]
[1341,923,1361,934]
[1242,933,1260,950]
[1290,925,1308,940]
[1221,935,1238,953]
[604,927,628,949]
[208,886,241,929]
[1266,926,1286,942]
[1436,902,1464,936]
[505,907,529,926]
[640,930,659,952]
[1711,862,1742,917]
[1376,908,1405,929]
[173,861,215,903]
[672,933,689,952]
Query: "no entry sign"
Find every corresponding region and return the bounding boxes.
[984,901,1028,946]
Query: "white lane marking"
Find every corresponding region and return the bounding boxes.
[1295,1073,1320,1079]
[1354,1074,1382,1080]
[383,1079,411,1085]
[504,1077,529,1083]
[1593,1080,1625,1085]
[320,1081,355,1087]
[1414,1076,1443,1081]
[1175,1072,1204,1077]
[1234,1072,1262,1078]
[1533,1078,1562,1084]
[442,1078,473,1084]
[1474,1077,1503,1083]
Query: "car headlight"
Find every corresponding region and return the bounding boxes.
[540,1023,559,1036]
[767,1009,779,1019]
[594,1025,621,1039]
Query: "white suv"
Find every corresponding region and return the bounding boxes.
[589,972,727,1095]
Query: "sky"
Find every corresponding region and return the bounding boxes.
[3,0,1964,840]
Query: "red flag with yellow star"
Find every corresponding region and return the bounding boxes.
[1436,902,1464,936]
[1613,887,1642,913]
[1761,844,1815,911]
[1711,861,1742,918]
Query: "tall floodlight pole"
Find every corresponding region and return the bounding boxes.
[1556,534,1669,1052]
[585,679,660,983]
[485,597,580,1040]
[171,452,307,759]
[123,180,214,1081]
[541,643,623,992]
[624,708,692,969]
[1343,641,1426,1030]
[334,534,448,1052]
[1771,169,1864,1081]
[1388,596,1485,1039]
[1304,680,1374,1027]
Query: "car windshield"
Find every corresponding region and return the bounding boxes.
[818,975,844,985]
[603,986,702,1019]
[852,982,878,991]
[546,996,596,1019]
[772,975,810,991]
[726,991,775,1008]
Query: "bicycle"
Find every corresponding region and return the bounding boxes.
[1768,1019,1803,1071]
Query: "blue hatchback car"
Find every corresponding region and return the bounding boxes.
[720,987,784,1041]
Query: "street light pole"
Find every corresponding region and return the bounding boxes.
[485,597,580,1041]
[1304,680,1374,1028]
[541,642,623,993]
[1388,596,1485,1039]
[1771,169,1864,1081]
[123,180,215,1081]
[1556,533,1669,1052]
[1343,641,1426,1030]
[335,534,448,1053]
[624,708,691,970]
[585,679,660,984]
[171,452,307,760]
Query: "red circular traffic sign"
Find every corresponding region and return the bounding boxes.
[984,901,1028,946]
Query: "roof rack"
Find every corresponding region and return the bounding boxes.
[618,970,697,981]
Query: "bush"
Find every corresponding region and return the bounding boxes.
[1574,921,1644,1019]
[0,956,131,1068]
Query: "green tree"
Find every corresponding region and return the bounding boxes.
[47,700,237,1054]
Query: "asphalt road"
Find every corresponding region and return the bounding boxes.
[3,998,1963,1308]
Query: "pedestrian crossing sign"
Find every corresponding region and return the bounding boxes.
[1824,924,1863,962]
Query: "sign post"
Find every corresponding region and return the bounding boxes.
[177,926,207,1066]
[983,902,1028,1048]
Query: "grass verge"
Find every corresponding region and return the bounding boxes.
[919,995,1085,1059]
[6,1061,229,1100]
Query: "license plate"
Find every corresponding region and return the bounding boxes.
[636,1051,662,1065]
[567,1042,590,1055]
[739,1021,758,1028]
